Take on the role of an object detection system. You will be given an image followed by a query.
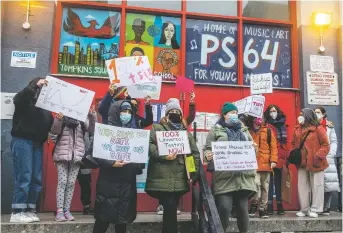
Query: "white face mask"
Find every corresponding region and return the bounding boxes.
[270,112,277,120]
[298,116,305,125]
[316,113,323,120]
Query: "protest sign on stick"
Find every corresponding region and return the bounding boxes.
[93,123,150,163]
[156,131,191,155]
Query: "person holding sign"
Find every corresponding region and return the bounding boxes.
[93,101,144,233]
[246,116,278,219]
[204,102,256,233]
[145,98,200,233]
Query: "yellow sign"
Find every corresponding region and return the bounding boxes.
[185,156,196,173]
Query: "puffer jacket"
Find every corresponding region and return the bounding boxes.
[249,125,278,172]
[324,123,340,192]
[51,113,96,163]
[204,122,257,196]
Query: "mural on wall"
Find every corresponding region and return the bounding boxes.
[58,8,121,77]
[125,13,181,82]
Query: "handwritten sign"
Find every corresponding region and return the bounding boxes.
[93,123,150,163]
[234,95,265,118]
[126,76,162,100]
[106,56,154,86]
[310,55,334,73]
[156,131,191,155]
[307,72,339,106]
[250,73,273,95]
[211,141,257,171]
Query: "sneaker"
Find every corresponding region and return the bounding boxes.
[267,203,274,215]
[157,205,164,215]
[64,210,75,221]
[26,211,40,222]
[259,209,269,219]
[249,204,257,217]
[296,210,310,217]
[10,212,33,223]
[177,208,181,215]
[309,212,318,218]
[83,206,94,215]
[322,207,330,216]
[55,211,66,222]
[277,202,285,215]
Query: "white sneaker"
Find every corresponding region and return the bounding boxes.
[296,211,306,217]
[10,212,33,223]
[177,209,181,215]
[309,212,318,218]
[26,212,40,222]
[157,205,164,215]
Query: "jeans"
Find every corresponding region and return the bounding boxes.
[77,169,92,206]
[11,137,43,210]
[93,220,126,233]
[268,168,282,203]
[324,192,333,209]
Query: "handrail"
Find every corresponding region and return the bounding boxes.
[192,122,225,233]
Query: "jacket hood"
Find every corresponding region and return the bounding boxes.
[108,100,132,127]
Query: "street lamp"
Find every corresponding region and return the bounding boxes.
[312,12,332,53]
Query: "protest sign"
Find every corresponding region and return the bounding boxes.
[156,131,191,155]
[36,76,95,122]
[211,141,257,171]
[106,56,155,86]
[126,76,162,100]
[176,76,194,92]
[234,95,265,118]
[93,123,150,163]
[250,73,273,95]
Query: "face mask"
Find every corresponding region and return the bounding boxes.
[316,113,323,120]
[254,118,263,126]
[168,113,182,123]
[226,114,238,124]
[270,112,277,120]
[120,113,131,124]
[298,116,305,125]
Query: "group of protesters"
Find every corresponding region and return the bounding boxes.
[8,77,342,233]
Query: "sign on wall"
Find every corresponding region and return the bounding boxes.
[307,72,339,106]
[1,92,16,119]
[310,55,334,73]
[250,73,273,95]
[10,51,37,68]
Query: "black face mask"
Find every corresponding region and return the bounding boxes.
[168,113,182,123]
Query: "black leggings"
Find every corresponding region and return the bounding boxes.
[215,191,250,232]
[93,219,127,233]
[159,192,182,233]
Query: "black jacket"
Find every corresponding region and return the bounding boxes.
[11,78,53,143]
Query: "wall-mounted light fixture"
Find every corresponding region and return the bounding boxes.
[22,0,31,30]
[312,12,332,53]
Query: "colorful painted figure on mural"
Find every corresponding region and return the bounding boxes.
[130,47,145,56]
[157,49,178,74]
[127,18,150,45]
[158,22,180,49]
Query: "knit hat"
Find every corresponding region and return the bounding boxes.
[120,102,132,112]
[301,108,316,123]
[165,98,183,115]
[221,102,238,115]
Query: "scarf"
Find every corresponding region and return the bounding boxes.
[63,117,79,130]
[169,122,184,130]
[320,118,327,132]
[217,118,247,141]
[267,116,287,144]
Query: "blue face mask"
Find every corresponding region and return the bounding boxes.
[120,113,131,124]
[225,114,238,124]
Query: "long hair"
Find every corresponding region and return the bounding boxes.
[158,22,180,49]
[314,106,327,119]
[263,104,286,122]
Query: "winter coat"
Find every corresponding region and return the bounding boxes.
[145,123,200,197]
[291,125,330,172]
[266,123,289,169]
[94,100,143,224]
[204,123,257,196]
[324,123,340,192]
[51,113,96,163]
[11,78,54,143]
[249,125,278,172]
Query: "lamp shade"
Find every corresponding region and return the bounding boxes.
[312,12,332,27]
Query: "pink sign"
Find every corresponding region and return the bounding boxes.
[175,76,194,92]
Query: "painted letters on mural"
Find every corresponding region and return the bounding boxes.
[125,13,181,82]
[58,8,121,77]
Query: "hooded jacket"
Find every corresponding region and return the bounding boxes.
[11,78,53,143]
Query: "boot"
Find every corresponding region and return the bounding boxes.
[277,202,285,215]
[267,203,274,215]
[249,204,257,217]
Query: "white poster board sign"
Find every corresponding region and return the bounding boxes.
[36,76,95,122]
[234,95,265,118]
[250,73,273,95]
[212,141,257,171]
[1,92,16,119]
[93,123,150,163]
[205,113,220,130]
[156,131,191,155]
[307,72,339,105]
[310,55,334,73]
[126,76,162,100]
[105,56,155,86]
[10,51,37,69]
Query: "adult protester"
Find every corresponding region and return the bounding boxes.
[292,108,329,218]
[145,98,200,233]
[204,102,256,232]
[264,105,288,215]
[10,77,54,223]
[314,107,340,215]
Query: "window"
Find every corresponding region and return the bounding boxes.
[242,0,289,21]
[58,7,121,77]
[186,1,237,16]
[125,13,181,82]
[186,19,238,85]
[127,0,181,11]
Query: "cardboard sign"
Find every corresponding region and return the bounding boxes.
[310,55,334,73]
[176,76,195,92]
[234,95,265,118]
[250,73,273,95]
[156,131,191,155]
[93,123,150,163]
[126,76,162,100]
[106,56,155,86]
[211,141,257,171]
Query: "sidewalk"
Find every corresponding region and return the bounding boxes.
[1,211,342,233]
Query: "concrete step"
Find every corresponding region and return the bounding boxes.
[1,211,342,233]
